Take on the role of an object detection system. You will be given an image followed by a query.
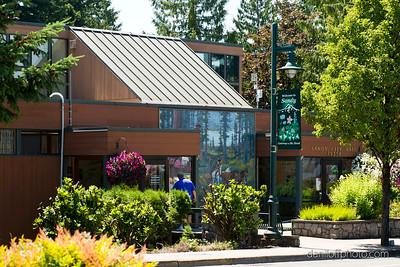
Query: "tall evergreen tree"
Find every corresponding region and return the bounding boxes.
[151,0,227,41]
[18,0,120,30]
[233,0,275,46]
[0,1,79,122]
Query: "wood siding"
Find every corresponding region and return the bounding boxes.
[72,103,159,128]
[6,24,69,38]
[65,130,200,156]
[257,135,361,158]
[0,102,63,129]
[70,35,139,101]
[0,156,59,244]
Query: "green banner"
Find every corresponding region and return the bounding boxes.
[277,89,301,149]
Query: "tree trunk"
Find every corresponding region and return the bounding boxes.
[381,160,391,246]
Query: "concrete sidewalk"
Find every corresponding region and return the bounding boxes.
[144,236,400,267]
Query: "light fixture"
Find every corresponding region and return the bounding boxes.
[279,51,303,79]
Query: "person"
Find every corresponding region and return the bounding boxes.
[172,173,196,227]
[173,173,196,204]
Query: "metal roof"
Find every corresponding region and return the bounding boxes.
[70,27,252,109]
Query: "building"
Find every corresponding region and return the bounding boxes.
[0,23,361,243]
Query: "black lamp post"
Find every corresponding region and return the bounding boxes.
[268,22,302,234]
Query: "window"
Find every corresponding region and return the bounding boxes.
[0,129,16,154]
[2,33,69,97]
[21,131,59,155]
[196,51,240,91]
[32,42,49,67]
[210,54,225,78]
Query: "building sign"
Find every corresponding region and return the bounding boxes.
[277,89,301,149]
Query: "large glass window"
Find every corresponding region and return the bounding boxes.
[2,34,69,97]
[32,42,49,67]
[160,108,256,205]
[21,131,60,155]
[0,129,16,154]
[145,164,166,190]
[210,54,225,78]
[196,51,240,91]
[302,158,322,206]
[226,55,239,83]
[168,156,192,190]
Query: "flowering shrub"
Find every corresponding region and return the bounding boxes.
[106,150,146,185]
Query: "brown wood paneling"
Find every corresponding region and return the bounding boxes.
[72,104,159,128]
[0,156,59,244]
[0,102,63,129]
[255,111,270,132]
[108,131,200,156]
[301,136,361,158]
[185,41,243,56]
[64,130,200,156]
[256,135,361,158]
[70,37,139,101]
[64,131,108,155]
[6,24,69,38]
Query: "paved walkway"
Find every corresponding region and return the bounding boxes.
[144,236,400,267]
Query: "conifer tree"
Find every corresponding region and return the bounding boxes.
[151,0,227,41]
[18,0,120,30]
[233,0,275,45]
[0,1,79,122]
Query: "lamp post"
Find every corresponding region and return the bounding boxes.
[269,22,302,233]
[50,92,64,187]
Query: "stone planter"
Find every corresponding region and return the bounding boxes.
[292,218,400,239]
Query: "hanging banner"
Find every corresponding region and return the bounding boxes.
[277,89,301,149]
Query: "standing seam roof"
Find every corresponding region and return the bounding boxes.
[70,27,252,109]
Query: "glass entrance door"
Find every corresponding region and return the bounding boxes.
[323,159,340,203]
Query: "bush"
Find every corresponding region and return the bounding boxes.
[390,201,400,218]
[0,228,156,267]
[202,180,264,243]
[34,178,110,238]
[167,189,192,225]
[108,200,161,246]
[299,205,357,221]
[330,173,382,219]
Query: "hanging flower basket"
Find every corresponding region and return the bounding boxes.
[105,150,146,186]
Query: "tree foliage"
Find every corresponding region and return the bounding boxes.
[0,1,78,123]
[151,0,227,41]
[18,0,120,30]
[302,0,400,246]
[241,0,318,108]
[233,0,275,46]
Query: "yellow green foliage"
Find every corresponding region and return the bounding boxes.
[300,205,357,221]
[0,228,157,267]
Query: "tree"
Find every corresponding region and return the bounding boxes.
[18,0,120,30]
[151,0,227,41]
[0,1,79,122]
[302,0,400,246]
[233,0,275,46]
[241,0,317,108]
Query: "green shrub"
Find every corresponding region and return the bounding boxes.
[299,205,357,221]
[390,201,400,218]
[167,189,192,224]
[0,228,156,267]
[108,200,161,246]
[34,178,110,238]
[330,173,382,219]
[202,180,264,243]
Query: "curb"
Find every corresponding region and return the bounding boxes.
[152,249,400,267]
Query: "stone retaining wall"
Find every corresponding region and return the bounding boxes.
[292,219,400,239]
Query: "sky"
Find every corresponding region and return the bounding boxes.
[111,0,241,34]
